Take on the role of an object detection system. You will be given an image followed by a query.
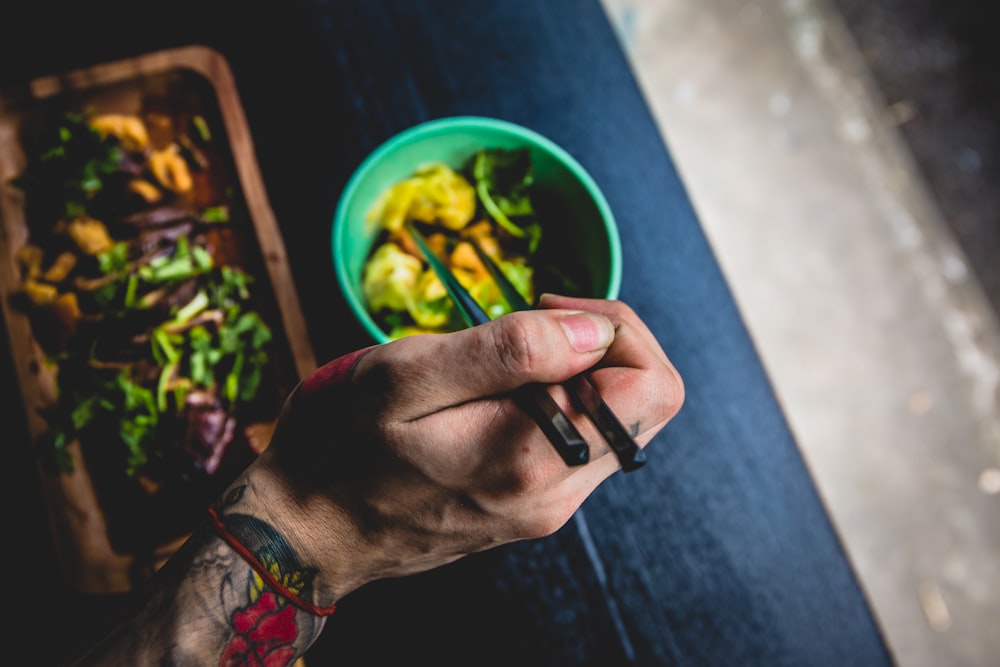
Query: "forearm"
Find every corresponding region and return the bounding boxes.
[71,489,329,666]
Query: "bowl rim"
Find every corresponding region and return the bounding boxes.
[333,115,622,344]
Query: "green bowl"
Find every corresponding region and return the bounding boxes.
[332,116,622,344]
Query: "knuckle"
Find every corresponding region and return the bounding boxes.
[498,456,547,497]
[490,461,577,540]
[490,313,548,376]
[661,364,686,420]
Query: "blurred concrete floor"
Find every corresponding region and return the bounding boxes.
[600,1,1000,666]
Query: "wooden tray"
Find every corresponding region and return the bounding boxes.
[0,46,317,594]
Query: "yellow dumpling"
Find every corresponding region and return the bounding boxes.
[369,163,476,232]
[362,242,423,313]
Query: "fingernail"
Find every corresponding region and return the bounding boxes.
[559,312,614,352]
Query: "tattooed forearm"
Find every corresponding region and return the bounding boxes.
[70,505,327,667]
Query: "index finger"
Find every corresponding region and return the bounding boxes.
[539,295,685,446]
[537,294,671,367]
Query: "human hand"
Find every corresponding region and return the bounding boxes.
[218,294,684,609]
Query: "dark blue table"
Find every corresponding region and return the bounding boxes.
[0,1,893,665]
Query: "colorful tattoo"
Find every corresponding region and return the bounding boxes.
[221,588,299,667]
[212,485,331,666]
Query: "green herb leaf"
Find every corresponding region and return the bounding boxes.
[11,112,122,220]
[469,148,537,238]
[201,205,230,223]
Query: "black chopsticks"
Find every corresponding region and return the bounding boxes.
[403,220,646,472]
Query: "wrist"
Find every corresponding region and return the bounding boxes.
[214,461,373,611]
[207,503,337,616]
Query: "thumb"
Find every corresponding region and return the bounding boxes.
[357,309,615,421]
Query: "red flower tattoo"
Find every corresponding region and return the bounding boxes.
[213,490,327,664]
[221,589,298,667]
